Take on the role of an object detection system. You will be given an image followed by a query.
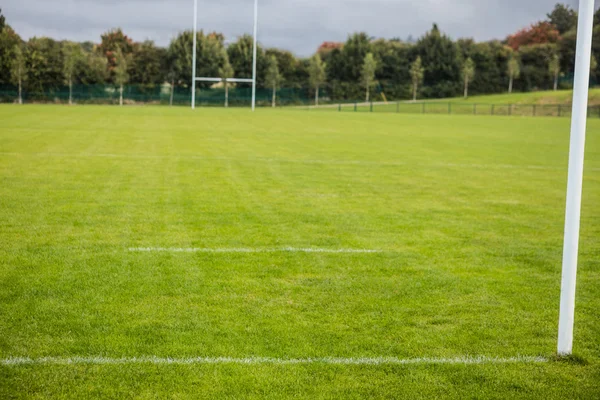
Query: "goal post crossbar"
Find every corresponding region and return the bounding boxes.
[195,77,254,83]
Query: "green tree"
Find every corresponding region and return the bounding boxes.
[265,54,281,107]
[114,48,129,106]
[507,56,520,93]
[308,53,326,106]
[409,56,424,101]
[414,24,461,98]
[24,37,63,93]
[228,34,266,88]
[322,47,346,99]
[128,40,166,85]
[290,58,310,91]
[10,44,26,104]
[80,50,108,85]
[165,43,182,106]
[592,25,600,82]
[323,33,372,101]
[518,44,557,91]
[548,53,560,91]
[196,32,226,87]
[265,48,298,87]
[169,30,227,89]
[0,26,21,85]
[0,8,5,32]
[361,52,377,102]
[219,49,234,107]
[166,34,189,88]
[558,28,576,77]
[547,3,577,34]
[591,55,598,77]
[371,39,412,100]
[462,57,475,98]
[98,28,134,83]
[455,39,511,97]
[62,42,84,105]
[341,33,371,83]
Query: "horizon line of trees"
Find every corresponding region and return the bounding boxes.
[1,3,600,106]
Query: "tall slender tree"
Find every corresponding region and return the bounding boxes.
[0,26,21,85]
[10,44,26,104]
[114,48,129,106]
[308,53,326,106]
[0,8,5,32]
[98,28,134,83]
[62,42,83,105]
[415,24,461,98]
[165,47,177,106]
[410,56,424,101]
[361,52,377,102]
[462,57,475,98]
[507,56,520,93]
[548,53,560,91]
[166,37,185,106]
[265,55,281,107]
[547,3,577,35]
[219,49,234,107]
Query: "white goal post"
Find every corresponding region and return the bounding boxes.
[191,0,258,111]
[557,0,594,356]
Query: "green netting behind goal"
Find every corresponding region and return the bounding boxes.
[0,84,325,107]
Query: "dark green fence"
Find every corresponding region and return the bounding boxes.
[0,84,325,107]
[308,101,600,118]
[2,84,597,118]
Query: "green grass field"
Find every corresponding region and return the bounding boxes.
[1,105,599,398]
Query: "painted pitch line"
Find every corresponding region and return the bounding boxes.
[128,247,382,254]
[1,355,547,366]
[1,152,595,172]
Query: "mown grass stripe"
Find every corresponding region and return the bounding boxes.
[1,151,594,171]
[1,356,548,366]
[128,247,382,253]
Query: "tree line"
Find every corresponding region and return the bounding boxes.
[0,3,599,105]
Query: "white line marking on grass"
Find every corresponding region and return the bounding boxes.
[1,355,547,366]
[128,247,382,254]
[2,152,597,172]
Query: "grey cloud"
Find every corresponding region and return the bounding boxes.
[1,0,585,56]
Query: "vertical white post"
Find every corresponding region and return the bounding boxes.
[251,0,258,111]
[191,0,198,109]
[557,0,594,356]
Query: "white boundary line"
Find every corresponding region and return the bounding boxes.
[2,152,596,172]
[1,355,547,366]
[128,247,382,254]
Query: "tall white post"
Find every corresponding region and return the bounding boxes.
[557,0,594,355]
[191,0,198,109]
[251,0,258,111]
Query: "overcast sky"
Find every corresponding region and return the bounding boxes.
[1,0,583,56]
